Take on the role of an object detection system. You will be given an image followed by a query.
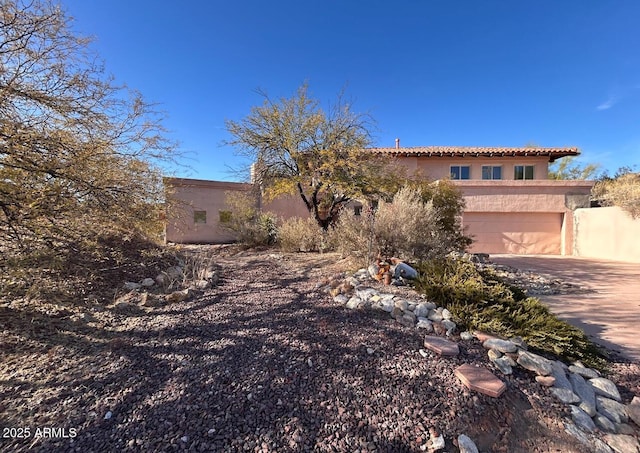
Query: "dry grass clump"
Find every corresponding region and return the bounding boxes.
[278,217,328,252]
[332,186,468,266]
[593,172,640,218]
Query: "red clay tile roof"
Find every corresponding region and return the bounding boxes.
[368,146,578,162]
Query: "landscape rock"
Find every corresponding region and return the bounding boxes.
[627,396,640,427]
[551,387,580,404]
[570,405,596,432]
[517,350,552,376]
[430,433,445,451]
[123,281,142,291]
[167,288,190,304]
[569,372,597,416]
[416,318,433,332]
[590,377,622,402]
[594,413,618,433]
[569,364,599,379]
[380,298,395,312]
[441,308,452,320]
[413,303,430,318]
[597,395,628,425]
[346,296,364,310]
[441,319,456,335]
[457,434,479,453]
[398,312,416,327]
[394,299,408,311]
[550,361,573,391]
[487,349,502,361]
[140,278,155,287]
[333,294,349,305]
[393,262,418,279]
[482,338,517,353]
[460,331,474,341]
[492,356,513,375]
[535,375,556,387]
[603,434,640,453]
[427,308,444,322]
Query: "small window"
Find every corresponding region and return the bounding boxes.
[450,165,470,180]
[514,165,535,180]
[193,210,207,224]
[353,205,363,216]
[482,166,502,180]
[219,210,232,223]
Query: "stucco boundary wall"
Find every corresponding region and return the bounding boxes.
[573,206,640,263]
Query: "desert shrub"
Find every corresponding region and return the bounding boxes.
[331,185,469,265]
[220,191,278,247]
[278,217,330,252]
[592,172,640,219]
[414,258,606,369]
[408,179,472,251]
[330,209,373,265]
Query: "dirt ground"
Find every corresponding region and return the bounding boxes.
[0,246,638,452]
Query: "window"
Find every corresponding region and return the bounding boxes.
[482,165,502,180]
[218,210,232,223]
[514,165,535,180]
[193,210,207,224]
[353,205,363,216]
[450,165,470,180]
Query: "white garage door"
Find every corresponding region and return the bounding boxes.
[463,212,562,255]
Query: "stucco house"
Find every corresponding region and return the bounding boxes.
[165,144,594,256]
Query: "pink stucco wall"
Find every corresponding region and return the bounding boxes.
[455,180,593,255]
[573,206,640,263]
[396,156,550,180]
[165,177,595,256]
[165,178,253,243]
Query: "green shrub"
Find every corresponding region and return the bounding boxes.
[415,258,607,369]
[278,216,329,252]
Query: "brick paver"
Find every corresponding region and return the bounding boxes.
[423,335,460,356]
[455,364,506,398]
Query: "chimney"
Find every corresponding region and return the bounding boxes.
[395,138,400,149]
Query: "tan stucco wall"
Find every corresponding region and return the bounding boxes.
[165,178,253,243]
[396,156,550,180]
[574,206,640,263]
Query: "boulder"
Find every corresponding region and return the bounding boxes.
[570,405,596,432]
[569,372,597,416]
[483,338,517,353]
[589,377,622,402]
[457,434,479,453]
[597,396,628,425]
[517,350,552,376]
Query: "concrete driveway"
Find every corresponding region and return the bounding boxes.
[491,255,640,363]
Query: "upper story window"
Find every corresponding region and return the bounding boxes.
[482,165,502,180]
[514,165,535,180]
[450,165,470,180]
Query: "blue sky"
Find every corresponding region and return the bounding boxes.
[62,0,640,181]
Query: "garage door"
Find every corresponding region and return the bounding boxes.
[463,212,562,255]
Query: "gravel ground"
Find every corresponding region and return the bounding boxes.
[1,247,638,452]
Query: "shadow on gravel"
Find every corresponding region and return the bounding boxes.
[1,254,585,452]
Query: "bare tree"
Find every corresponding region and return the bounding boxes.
[0,0,177,253]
